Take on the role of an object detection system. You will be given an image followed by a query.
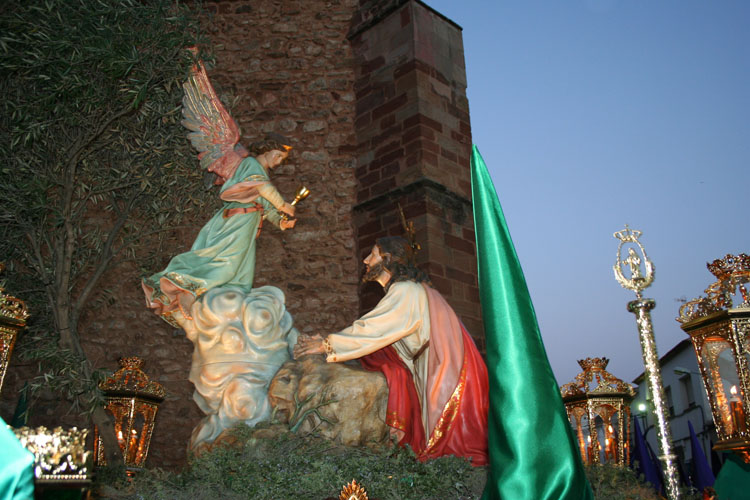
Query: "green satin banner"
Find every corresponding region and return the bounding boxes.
[471,146,593,500]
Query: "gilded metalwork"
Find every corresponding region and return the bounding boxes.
[95,357,165,470]
[98,356,165,400]
[339,479,368,500]
[680,305,750,462]
[613,227,681,500]
[0,266,29,394]
[561,358,634,466]
[613,225,655,299]
[678,253,750,324]
[280,185,310,221]
[12,425,91,484]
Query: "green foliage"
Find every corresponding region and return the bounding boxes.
[585,463,702,500]
[96,429,707,500]
[96,427,487,500]
[0,0,209,416]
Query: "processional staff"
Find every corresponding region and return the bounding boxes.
[613,225,681,500]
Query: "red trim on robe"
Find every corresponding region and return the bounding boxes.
[359,292,489,466]
[359,345,426,454]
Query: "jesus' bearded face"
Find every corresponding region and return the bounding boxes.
[362,245,388,284]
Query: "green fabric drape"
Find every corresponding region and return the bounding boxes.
[714,453,750,500]
[0,417,34,500]
[471,146,592,500]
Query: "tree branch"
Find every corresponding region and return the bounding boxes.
[72,197,134,321]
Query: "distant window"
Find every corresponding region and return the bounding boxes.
[665,386,675,416]
[680,375,695,408]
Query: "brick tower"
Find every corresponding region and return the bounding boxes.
[349,0,483,345]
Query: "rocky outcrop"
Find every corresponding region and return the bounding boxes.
[268,356,389,447]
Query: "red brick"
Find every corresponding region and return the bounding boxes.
[451,130,469,144]
[445,233,474,254]
[401,7,411,27]
[370,124,403,148]
[393,60,416,80]
[381,162,401,178]
[380,114,396,129]
[358,219,383,236]
[459,120,471,135]
[356,90,384,116]
[370,177,396,197]
[446,266,476,286]
[354,112,371,129]
[447,103,470,121]
[371,93,408,121]
[431,67,449,85]
[423,261,445,277]
[372,148,404,169]
[430,275,453,296]
[375,140,401,158]
[440,147,457,163]
[467,285,480,304]
[362,55,385,75]
[422,150,438,167]
[360,170,381,188]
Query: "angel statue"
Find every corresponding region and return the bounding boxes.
[141,55,302,451]
[142,56,297,327]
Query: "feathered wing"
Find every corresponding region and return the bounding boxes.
[181,57,249,184]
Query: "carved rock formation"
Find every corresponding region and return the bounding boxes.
[268,356,389,447]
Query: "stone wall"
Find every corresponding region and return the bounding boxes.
[0,0,483,470]
[0,0,361,470]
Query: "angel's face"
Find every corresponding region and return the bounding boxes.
[268,150,289,169]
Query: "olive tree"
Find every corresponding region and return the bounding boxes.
[0,0,210,463]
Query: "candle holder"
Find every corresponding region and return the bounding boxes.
[0,263,30,395]
[94,356,165,473]
[560,357,635,466]
[613,225,681,500]
[677,253,750,462]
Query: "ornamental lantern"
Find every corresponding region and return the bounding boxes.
[0,264,30,394]
[13,426,91,494]
[677,253,750,462]
[94,357,165,471]
[561,357,635,466]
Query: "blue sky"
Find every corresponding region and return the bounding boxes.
[424,0,750,385]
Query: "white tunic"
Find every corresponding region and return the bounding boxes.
[325,281,431,430]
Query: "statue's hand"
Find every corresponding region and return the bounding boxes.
[280,202,295,217]
[280,218,296,230]
[293,334,325,359]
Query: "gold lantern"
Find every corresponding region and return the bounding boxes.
[94,356,165,471]
[0,264,30,394]
[561,357,635,466]
[677,253,750,462]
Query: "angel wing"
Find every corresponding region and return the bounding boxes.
[181,55,249,185]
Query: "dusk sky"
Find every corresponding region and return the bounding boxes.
[424,0,750,385]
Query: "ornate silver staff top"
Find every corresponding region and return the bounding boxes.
[613,224,655,298]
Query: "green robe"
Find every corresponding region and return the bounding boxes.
[143,157,284,324]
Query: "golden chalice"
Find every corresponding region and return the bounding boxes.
[282,185,310,220]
